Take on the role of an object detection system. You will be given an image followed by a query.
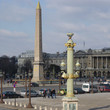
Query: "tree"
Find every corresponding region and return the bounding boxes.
[0,56,18,79]
[48,64,61,79]
[23,59,33,74]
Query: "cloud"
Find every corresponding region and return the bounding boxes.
[1,0,110,56]
[0,29,28,37]
[0,2,34,22]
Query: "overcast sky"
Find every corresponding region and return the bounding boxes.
[0,0,110,57]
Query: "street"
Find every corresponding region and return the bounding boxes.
[0,81,83,94]
[0,82,110,110]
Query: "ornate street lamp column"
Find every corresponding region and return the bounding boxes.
[62,33,79,110]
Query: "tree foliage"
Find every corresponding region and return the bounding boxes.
[0,56,18,79]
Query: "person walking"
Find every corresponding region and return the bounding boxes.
[43,89,47,98]
[50,89,53,99]
[47,89,51,98]
[52,89,56,98]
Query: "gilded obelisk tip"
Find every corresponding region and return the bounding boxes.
[36,1,41,9]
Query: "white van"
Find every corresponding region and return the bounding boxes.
[82,83,90,92]
[82,83,98,93]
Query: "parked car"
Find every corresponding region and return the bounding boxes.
[1,91,23,99]
[20,89,39,97]
[28,82,39,87]
[82,83,98,93]
[27,90,39,97]
[98,84,110,92]
[58,88,67,95]
[58,87,85,95]
[74,88,85,94]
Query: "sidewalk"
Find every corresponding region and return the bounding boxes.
[1,93,110,110]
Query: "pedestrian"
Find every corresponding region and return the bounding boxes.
[47,89,51,98]
[43,89,47,98]
[52,89,56,98]
[50,89,53,99]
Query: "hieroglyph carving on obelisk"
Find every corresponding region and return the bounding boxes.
[32,2,44,82]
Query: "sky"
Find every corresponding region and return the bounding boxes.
[0,0,110,57]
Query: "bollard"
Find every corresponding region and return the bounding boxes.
[24,104,27,108]
[16,102,18,106]
[8,101,11,105]
[5,101,7,104]
[55,108,58,110]
[12,102,15,106]
[39,106,42,110]
[44,106,47,110]
[19,103,22,107]
[50,107,52,110]
[34,105,37,109]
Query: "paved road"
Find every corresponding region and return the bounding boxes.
[1,83,81,94]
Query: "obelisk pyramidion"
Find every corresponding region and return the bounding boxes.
[32,2,44,82]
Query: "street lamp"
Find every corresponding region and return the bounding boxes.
[91,72,94,94]
[27,72,33,108]
[58,60,66,95]
[3,72,5,84]
[0,74,4,103]
[62,33,79,110]
[25,72,27,98]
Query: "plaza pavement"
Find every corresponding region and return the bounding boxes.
[1,92,110,110]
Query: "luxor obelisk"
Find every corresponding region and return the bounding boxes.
[32,2,44,82]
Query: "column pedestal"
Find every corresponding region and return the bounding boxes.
[62,97,78,110]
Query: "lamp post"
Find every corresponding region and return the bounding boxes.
[27,72,33,108]
[91,72,94,94]
[3,72,5,84]
[25,72,27,98]
[62,33,80,110]
[58,61,66,95]
[0,74,4,103]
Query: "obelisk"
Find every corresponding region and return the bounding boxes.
[32,2,44,82]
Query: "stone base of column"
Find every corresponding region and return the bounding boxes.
[62,96,78,110]
[31,77,39,82]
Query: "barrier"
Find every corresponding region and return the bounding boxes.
[44,106,47,110]
[24,103,27,108]
[50,107,52,110]
[5,101,7,105]
[39,106,42,110]
[34,105,37,109]
[12,102,14,106]
[16,102,19,106]
[19,103,22,107]
[8,101,11,105]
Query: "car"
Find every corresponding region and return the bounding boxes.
[58,87,85,95]
[20,89,27,96]
[27,90,39,97]
[28,82,39,87]
[98,84,110,92]
[20,89,39,97]
[58,88,67,95]
[74,88,85,94]
[1,91,23,99]
[82,83,98,93]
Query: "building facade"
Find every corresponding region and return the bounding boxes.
[17,48,110,79]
